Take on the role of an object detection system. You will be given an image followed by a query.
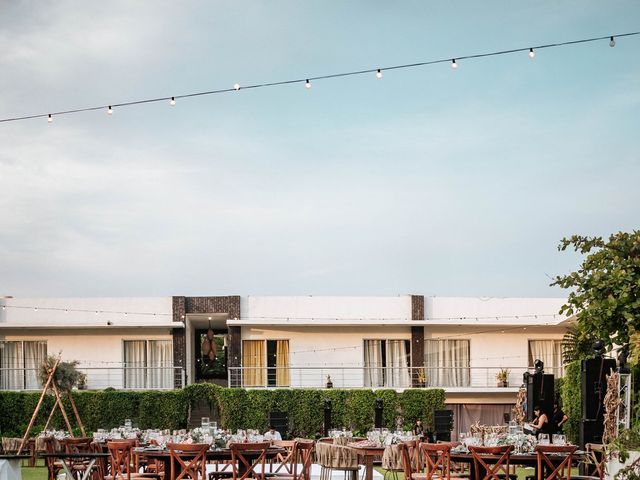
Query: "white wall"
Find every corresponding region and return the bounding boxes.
[0,297,173,327]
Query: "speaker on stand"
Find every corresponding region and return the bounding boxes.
[434,410,453,442]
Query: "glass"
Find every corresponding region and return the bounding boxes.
[201,417,210,428]
[124,419,132,429]
[552,434,566,445]
[538,433,550,445]
[211,421,218,431]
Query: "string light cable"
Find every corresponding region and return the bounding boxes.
[0,31,638,124]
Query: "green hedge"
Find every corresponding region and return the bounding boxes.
[559,360,581,444]
[0,385,445,439]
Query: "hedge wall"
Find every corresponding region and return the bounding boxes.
[0,385,445,438]
[559,360,581,444]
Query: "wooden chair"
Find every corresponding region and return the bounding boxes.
[230,442,271,480]
[572,444,605,480]
[61,437,102,480]
[315,441,359,480]
[104,440,161,479]
[419,442,467,480]
[266,440,295,476]
[42,436,64,480]
[168,442,209,480]
[469,445,514,480]
[270,440,314,480]
[534,445,577,480]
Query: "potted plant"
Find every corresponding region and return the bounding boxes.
[415,368,427,388]
[496,368,510,387]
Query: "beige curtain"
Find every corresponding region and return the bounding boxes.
[425,339,470,387]
[364,340,384,387]
[386,340,410,387]
[275,340,290,386]
[124,340,147,389]
[529,340,564,377]
[0,341,23,389]
[148,340,173,389]
[24,341,47,390]
[242,340,265,387]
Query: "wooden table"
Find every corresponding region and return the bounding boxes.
[0,454,29,480]
[142,446,285,480]
[40,452,110,480]
[347,445,386,480]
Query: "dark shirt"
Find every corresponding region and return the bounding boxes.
[553,408,566,433]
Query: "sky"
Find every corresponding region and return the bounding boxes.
[0,1,638,298]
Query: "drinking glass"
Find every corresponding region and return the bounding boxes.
[212,421,218,431]
[538,433,550,445]
[124,419,132,429]
[552,434,566,445]
[201,417,210,429]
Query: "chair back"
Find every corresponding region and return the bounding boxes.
[584,444,605,480]
[292,440,314,480]
[107,440,135,480]
[535,445,576,480]
[230,441,271,480]
[420,442,453,480]
[469,445,513,480]
[405,439,422,471]
[272,440,295,474]
[398,443,415,479]
[61,437,93,453]
[168,442,209,480]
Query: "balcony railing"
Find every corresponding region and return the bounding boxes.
[0,366,185,391]
[228,365,565,389]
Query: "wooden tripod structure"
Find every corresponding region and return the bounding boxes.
[17,354,86,454]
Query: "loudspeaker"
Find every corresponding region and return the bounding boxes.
[582,357,617,421]
[435,431,451,442]
[323,399,332,436]
[580,419,603,448]
[374,398,384,428]
[434,410,454,433]
[526,373,554,422]
[269,411,288,439]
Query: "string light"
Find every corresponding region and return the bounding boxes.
[610,36,616,47]
[169,97,176,106]
[47,114,53,123]
[528,48,536,59]
[305,79,311,89]
[107,106,113,115]
[376,69,383,79]
[1,31,638,125]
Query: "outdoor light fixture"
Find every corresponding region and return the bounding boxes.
[47,114,53,123]
[107,106,113,115]
[169,97,176,106]
[305,79,311,89]
[376,69,383,79]
[593,339,605,357]
[529,48,536,59]
[451,59,458,69]
[609,36,616,47]
[233,83,240,91]
[534,359,544,374]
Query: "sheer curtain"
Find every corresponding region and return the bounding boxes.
[364,340,384,387]
[242,340,265,387]
[124,340,147,389]
[529,340,564,376]
[24,341,47,390]
[148,340,173,389]
[0,341,22,389]
[275,340,290,387]
[425,339,470,387]
[386,340,410,387]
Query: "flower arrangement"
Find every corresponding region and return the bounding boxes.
[38,429,70,440]
[496,368,510,387]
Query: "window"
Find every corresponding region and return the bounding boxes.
[123,340,173,389]
[242,339,289,387]
[363,339,411,388]
[0,340,47,390]
[424,339,470,387]
[528,340,564,377]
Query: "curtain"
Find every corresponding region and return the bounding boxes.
[242,340,265,387]
[0,341,22,389]
[386,340,410,387]
[451,404,514,440]
[364,340,384,387]
[425,340,470,387]
[275,340,290,387]
[148,340,173,389]
[124,340,147,389]
[24,341,46,390]
[529,340,564,376]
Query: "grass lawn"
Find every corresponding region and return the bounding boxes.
[21,466,47,480]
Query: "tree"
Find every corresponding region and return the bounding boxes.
[552,231,640,350]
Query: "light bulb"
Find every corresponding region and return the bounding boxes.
[95,311,99,315]
[609,36,616,48]
[47,114,53,123]
[107,106,113,115]
[1,305,5,310]
[305,79,311,89]
[64,309,68,313]
[528,48,535,59]
[169,97,176,106]
[233,83,240,91]
[451,59,458,70]
[376,69,383,79]
[34,307,38,312]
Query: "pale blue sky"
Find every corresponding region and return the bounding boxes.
[0,1,638,297]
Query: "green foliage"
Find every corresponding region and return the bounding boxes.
[38,356,87,392]
[559,360,581,444]
[561,326,596,364]
[0,386,445,439]
[552,231,640,350]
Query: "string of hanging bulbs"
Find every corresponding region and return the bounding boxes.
[1,31,637,125]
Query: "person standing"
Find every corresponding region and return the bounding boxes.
[529,405,550,437]
[412,419,425,439]
[553,401,568,434]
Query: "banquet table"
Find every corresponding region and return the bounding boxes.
[0,454,29,480]
[346,445,386,480]
[449,451,585,480]
[142,446,285,480]
[40,451,110,480]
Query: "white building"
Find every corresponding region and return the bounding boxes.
[0,294,570,431]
